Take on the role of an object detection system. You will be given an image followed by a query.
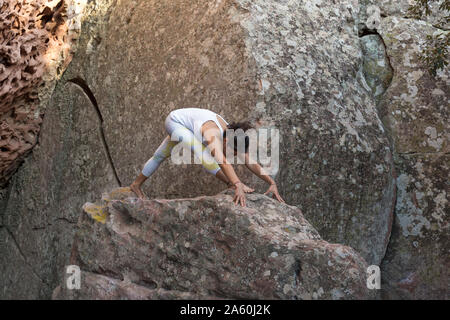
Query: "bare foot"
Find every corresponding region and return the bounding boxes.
[130,183,146,199]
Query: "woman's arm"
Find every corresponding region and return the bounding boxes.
[218,159,247,207]
[204,127,247,207]
[244,153,285,203]
[216,166,254,192]
[215,169,231,185]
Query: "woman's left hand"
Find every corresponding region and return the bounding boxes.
[264,184,285,203]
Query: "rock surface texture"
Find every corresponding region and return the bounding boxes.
[359,2,449,299]
[0,0,87,187]
[53,187,374,300]
[1,0,448,300]
[360,0,449,28]
[376,17,449,300]
[0,81,118,298]
[236,0,396,268]
[55,0,396,268]
[0,0,118,299]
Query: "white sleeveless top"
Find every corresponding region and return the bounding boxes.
[168,108,229,143]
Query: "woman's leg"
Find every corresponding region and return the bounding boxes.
[168,123,221,176]
[131,117,222,199]
[141,135,178,177]
[130,135,177,199]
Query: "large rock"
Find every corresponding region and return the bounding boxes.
[0,0,120,299]
[359,0,449,29]
[52,271,217,300]
[1,0,397,300]
[0,0,87,187]
[91,0,259,199]
[381,154,449,299]
[375,17,449,299]
[360,34,394,98]
[62,0,395,266]
[242,0,395,265]
[377,17,449,156]
[53,187,374,300]
[0,81,118,298]
[0,227,47,299]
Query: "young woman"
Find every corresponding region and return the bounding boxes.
[129,108,284,207]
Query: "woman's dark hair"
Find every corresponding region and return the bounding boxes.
[223,121,253,152]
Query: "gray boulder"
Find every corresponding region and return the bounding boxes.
[84,0,396,266]
[1,0,398,299]
[53,187,375,300]
[376,17,449,300]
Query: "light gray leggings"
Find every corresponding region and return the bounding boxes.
[141,116,221,177]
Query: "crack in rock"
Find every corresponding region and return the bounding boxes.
[67,77,122,187]
[4,226,50,288]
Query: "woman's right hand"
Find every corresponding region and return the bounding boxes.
[228,181,254,193]
[241,183,255,193]
[233,182,247,207]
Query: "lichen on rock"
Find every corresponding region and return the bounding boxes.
[1,0,396,299]
[1,0,448,300]
[360,34,393,98]
[375,16,449,300]
[53,187,375,300]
